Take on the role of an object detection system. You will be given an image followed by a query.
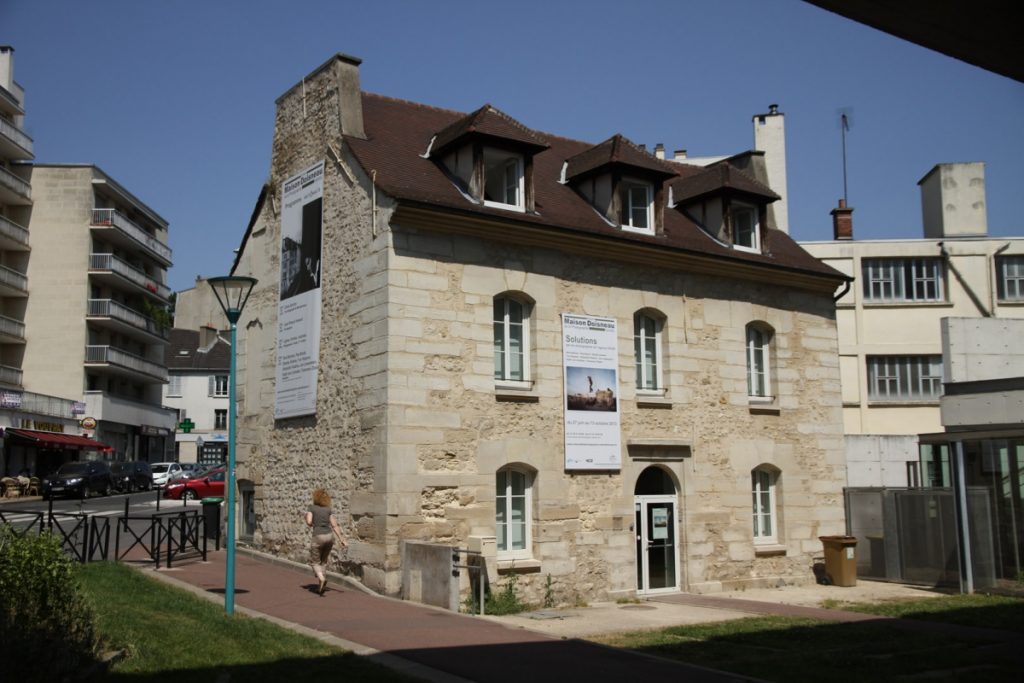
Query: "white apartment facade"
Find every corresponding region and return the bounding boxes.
[801,163,1024,486]
[162,326,230,466]
[22,163,176,462]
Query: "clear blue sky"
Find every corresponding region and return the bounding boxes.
[5,0,1022,292]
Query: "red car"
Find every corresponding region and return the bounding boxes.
[163,467,225,500]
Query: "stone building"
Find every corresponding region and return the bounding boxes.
[226,54,850,601]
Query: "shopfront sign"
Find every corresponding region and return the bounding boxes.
[0,390,22,408]
[561,313,621,470]
[275,160,324,419]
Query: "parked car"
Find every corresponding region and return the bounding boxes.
[42,461,113,499]
[110,461,153,493]
[164,467,225,500]
[179,463,207,480]
[151,462,184,488]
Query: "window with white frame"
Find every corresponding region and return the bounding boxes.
[210,374,228,397]
[732,203,760,252]
[751,467,777,544]
[862,258,944,303]
[746,323,773,400]
[483,148,524,210]
[867,355,943,401]
[496,467,532,559]
[997,255,1024,301]
[493,295,530,384]
[167,374,182,397]
[214,409,227,430]
[634,311,664,391]
[619,180,653,233]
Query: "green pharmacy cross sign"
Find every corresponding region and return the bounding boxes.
[178,418,195,433]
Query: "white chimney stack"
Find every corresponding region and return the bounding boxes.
[753,104,789,234]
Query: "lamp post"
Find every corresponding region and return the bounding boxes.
[207,275,257,616]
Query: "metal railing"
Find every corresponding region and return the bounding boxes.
[0,313,25,340]
[0,116,34,157]
[89,253,171,299]
[0,215,30,247]
[0,363,23,386]
[0,263,27,292]
[90,208,172,264]
[84,345,168,382]
[16,391,82,419]
[87,298,169,340]
[116,505,207,568]
[0,165,31,200]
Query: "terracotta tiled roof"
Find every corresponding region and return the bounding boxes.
[671,161,780,204]
[432,104,549,155]
[565,134,678,182]
[165,329,230,371]
[345,93,843,280]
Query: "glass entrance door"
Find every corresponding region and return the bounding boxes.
[635,496,678,593]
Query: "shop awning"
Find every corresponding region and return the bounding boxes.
[3,428,113,452]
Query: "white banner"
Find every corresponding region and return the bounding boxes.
[275,161,324,419]
[562,313,621,470]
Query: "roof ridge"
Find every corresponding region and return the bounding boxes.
[362,91,467,118]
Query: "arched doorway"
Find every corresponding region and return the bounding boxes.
[634,466,679,594]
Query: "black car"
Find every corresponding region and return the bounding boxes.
[110,461,153,493]
[42,461,113,499]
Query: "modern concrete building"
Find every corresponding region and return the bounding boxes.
[21,163,176,461]
[162,326,230,466]
[801,163,1024,487]
[0,46,115,477]
[216,54,852,604]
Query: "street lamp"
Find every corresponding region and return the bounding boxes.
[207,275,257,616]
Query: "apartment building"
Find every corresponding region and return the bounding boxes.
[801,163,1024,486]
[219,54,851,603]
[21,163,176,462]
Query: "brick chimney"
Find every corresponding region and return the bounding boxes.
[831,199,853,240]
[199,325,218,349]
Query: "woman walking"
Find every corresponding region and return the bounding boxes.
[305,488,347,595]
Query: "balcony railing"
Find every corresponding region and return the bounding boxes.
[84,345,168,382]
[0,264,28,292]
[0,165,31,200]
[0,116,34,157]
[9,390,82,419]
[89,253,171,300]
[0,313,25,341]
[0,363,23,387]
[90,208,172,264]
[87,299,170,341]
[0,215,30,248]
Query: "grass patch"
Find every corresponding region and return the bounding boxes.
[822,593,1024,633]
[593,593,1024,679]
[79,562,413,681]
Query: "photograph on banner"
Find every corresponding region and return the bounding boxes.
[275,160,325,420]
[561,313,622,470]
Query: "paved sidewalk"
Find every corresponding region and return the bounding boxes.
[146,549,754,682]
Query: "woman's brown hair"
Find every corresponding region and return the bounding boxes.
[312,488,331,507]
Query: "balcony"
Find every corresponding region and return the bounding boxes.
[90,208,172,266]
[0,313,25,343]
[87,299,170,343]
[0,215,30,251]
[89,254,171,301]
[0,165,31,205]
[0,116,33,160]
[0,363,23,388]
[83,390,177,431]
[84,345,168,383]
[0,263,28,297]
[0,85,23,117]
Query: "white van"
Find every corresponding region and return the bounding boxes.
[151,462,184,488]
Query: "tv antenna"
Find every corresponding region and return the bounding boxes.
[837,107,853,204]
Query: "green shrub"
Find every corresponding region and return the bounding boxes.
[0,526,99,681]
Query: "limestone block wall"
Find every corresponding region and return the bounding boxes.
[381,224,846,601]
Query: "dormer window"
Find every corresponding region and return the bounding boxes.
[732,203,760,252]
[483,149,524,210]
[620,180,653,233]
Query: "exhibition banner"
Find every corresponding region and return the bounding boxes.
[562,313,621,470]
[275,160,324,419]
